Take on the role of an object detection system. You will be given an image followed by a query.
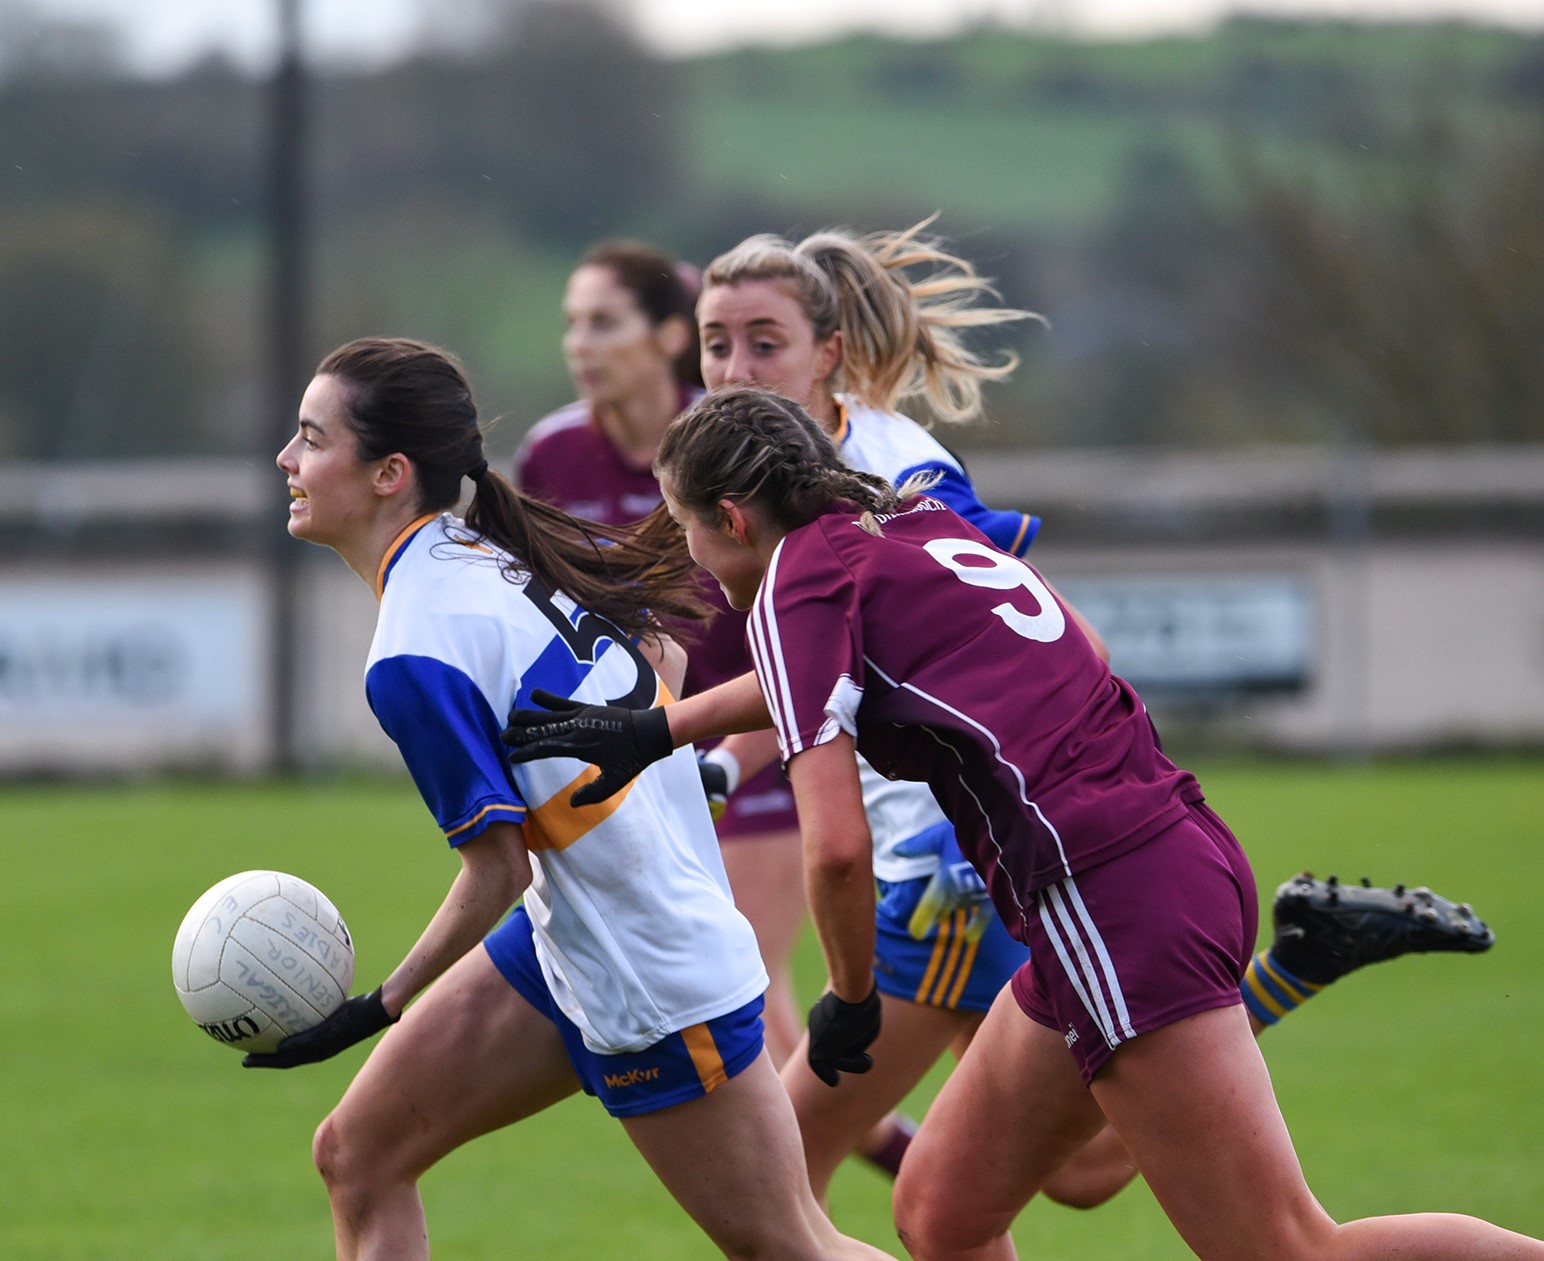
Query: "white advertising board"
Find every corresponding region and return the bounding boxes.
[0,571,269,771]
[1055,575,1315,694]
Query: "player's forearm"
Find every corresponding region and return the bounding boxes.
[713,727,782,784]
[788,736,877,1003]
[663,671,771,746]
[380,825,531,1015]
[808,849,878,1003]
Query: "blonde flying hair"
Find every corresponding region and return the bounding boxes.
[701,216,1042,425]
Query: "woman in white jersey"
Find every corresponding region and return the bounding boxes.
[257,337,889,1261]
[521,385,1544,1261]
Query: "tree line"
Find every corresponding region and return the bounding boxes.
[0,0,1539,462]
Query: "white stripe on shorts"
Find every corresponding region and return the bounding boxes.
[1039,877,1137,1049]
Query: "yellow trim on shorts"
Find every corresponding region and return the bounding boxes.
[944,930,982,1008]
[681,1024,728,1094]
[915,910,976,1009]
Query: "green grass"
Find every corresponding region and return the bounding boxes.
[2,758,1541,1257]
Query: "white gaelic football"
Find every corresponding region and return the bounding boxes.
[171,870,355,1053]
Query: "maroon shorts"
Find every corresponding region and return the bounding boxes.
[1010,800,1256,1084]
[715,761,799,840]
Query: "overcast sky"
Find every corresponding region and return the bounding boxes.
[24,0,1544,75]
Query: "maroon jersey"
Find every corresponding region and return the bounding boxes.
[747,498,1202,936]
[514,399,678,526]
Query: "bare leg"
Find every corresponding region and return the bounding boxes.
[1093,1004,1544,1261]
[784,994,976,1201]
[623,1051,894,1260]
[721,827,807,1064]
[1035,989,1282,1208]
[314,948,581,1261]
[894,987,1107,1260]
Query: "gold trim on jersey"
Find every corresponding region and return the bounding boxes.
[521,766,636,852]
[375,514,438,599]
[831,397,850,446]
[445,802,527,840]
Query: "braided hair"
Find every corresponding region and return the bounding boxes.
[654,386,928,540]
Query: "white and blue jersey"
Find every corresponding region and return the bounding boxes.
[833,398,1037,1008]
[836,397,1037,564]
[367,513,767,1054]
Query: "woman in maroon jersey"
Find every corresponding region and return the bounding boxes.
[514,241,811,1068]
[513,385,1544,1261]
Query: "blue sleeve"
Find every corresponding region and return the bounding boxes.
[366,654,527,846]
[898,460,1040,557]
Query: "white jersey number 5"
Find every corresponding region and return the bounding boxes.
[923,538,1066,643]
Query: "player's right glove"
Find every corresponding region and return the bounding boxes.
[501,688,674,807]
[807,985,882,1087]
[241,986,399,1069]
[891,822,991,944]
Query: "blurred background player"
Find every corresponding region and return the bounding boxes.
[261,336,891,1261]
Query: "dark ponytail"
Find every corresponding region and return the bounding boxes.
[320,337,707,634]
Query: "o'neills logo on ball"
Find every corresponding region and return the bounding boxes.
[201,1016,261,1044]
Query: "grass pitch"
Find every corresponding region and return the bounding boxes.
[2,757,1540,1258]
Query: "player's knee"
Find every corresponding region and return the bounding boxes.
[894,1172,995,1259]
[311,1111,347,1189]
[311,1107,379,1199]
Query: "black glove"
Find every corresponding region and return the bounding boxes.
[502,688,675,808]
[242,987,399,1069]
[807,985,882,1087]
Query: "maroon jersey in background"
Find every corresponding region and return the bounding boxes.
[514,396,797,836]
[514,400,668,526]
[512,391,745,698]
[747,497,1202,938]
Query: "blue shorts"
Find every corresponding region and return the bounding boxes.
[483,906,766,1118]
[873,875,1030,1013]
